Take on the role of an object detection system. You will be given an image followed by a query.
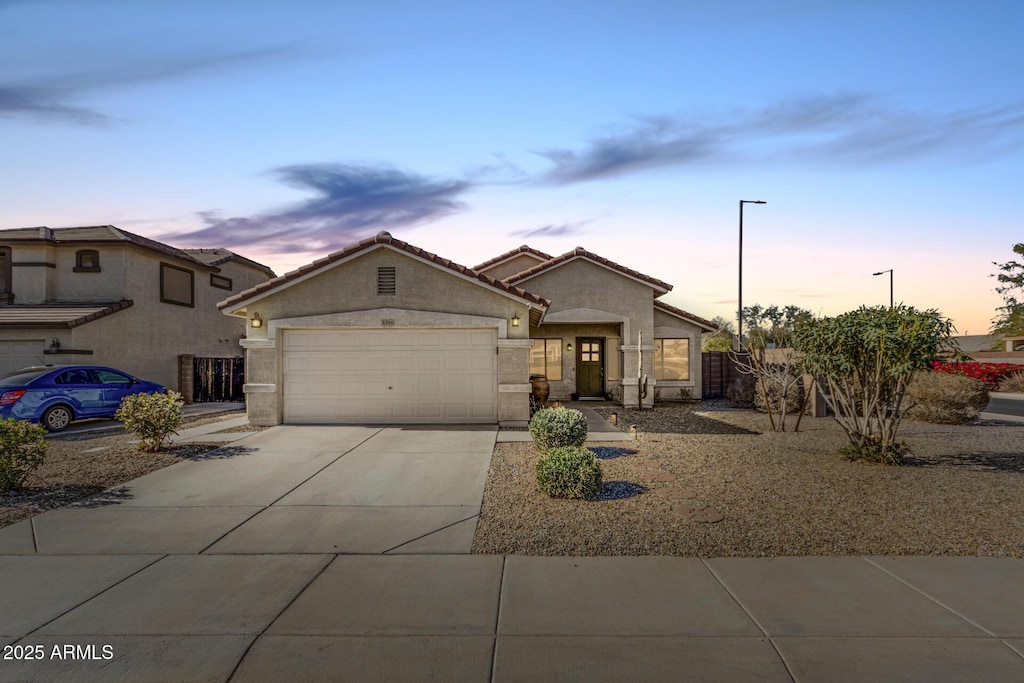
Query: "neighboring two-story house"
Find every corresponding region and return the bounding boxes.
[0,226,275,393]
[219,231,716,427]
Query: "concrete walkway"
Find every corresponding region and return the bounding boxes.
[1,425,1023,681]
[498,405,633,442]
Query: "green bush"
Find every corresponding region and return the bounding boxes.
[0,418,49,493]
[529,407,588,451]
[115,391,184,452]
[906,372,989,424]
[536,446,603,499]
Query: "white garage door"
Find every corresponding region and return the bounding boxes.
[0,340,45,376]
[282,328,498,424]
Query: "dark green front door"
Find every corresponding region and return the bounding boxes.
[576,338,604,397]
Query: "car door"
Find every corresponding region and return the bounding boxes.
[93,369,139,415]
[53,368,106,416]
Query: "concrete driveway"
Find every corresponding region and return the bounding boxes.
[2,424,496,556]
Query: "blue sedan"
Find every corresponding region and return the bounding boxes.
[0,365,166,432]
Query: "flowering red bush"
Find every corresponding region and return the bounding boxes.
[929,361,1020,390]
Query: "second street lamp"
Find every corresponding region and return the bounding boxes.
[873,269,893,307]
[738,199,766,350]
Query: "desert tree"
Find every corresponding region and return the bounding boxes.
[991,243,1024,339]
[734,304,815,432]
[701,316,735,353]
[792,305,954,464]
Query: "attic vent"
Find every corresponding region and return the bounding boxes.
[377,266,396,296]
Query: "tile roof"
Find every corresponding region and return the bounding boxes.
[183,248,276,277]
[218,232,552,311]
[472,245,553,271]
[0,225,215,269]
[503,246,673,294]
[653,300,719,332]
[0,300,133,328]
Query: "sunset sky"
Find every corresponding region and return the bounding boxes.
[2,0,1021,335]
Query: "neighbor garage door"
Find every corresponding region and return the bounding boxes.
[0,340,45,376]
[282,328,498,424]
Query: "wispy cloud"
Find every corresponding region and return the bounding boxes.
[169,163,472,253]
[510,220,591,239]
[0,44,299,125]
[0,85,109,124]
[540,93,1024,183]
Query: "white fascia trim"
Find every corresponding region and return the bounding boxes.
[221,243,545,314]
[511,255,670,295]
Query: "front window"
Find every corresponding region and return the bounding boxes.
[160,263,195,307]
[529,338,563,381]
[654,338,690,380]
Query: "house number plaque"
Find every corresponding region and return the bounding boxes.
[381,319,395,326]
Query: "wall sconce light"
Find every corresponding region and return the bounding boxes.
[250,312,263,328]
[511,312,520,328]
[566,342,573,351]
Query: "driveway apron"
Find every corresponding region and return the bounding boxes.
[203,424,496,555]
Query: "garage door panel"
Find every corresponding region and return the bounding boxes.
[282,328,497,424]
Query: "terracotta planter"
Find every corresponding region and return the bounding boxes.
[530,374,550,407]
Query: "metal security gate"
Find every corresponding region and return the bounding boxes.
[193,357,245,402]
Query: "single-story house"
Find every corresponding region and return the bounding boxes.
[219,232,717,426]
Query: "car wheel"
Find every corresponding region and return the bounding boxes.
[42,404,73,432]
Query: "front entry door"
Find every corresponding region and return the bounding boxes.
[576,338,604,397]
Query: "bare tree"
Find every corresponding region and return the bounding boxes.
[731,304,814,432]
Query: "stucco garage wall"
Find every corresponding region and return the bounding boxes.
[236,246,535,425]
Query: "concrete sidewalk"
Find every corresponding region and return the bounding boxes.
[0,554,1021,681]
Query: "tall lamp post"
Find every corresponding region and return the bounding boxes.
[873,269,893,307]
[738,199,766,350]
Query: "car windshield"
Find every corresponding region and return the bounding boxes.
[0,370,52,386]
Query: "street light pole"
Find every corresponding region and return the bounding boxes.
[738,200,766,350]
[873,269,893,307]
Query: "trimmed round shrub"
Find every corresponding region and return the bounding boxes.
[0,418,49,493]
[115,391,184,452]
[536,446,603,500]
[529,407,588,451]
[906,371,988,424]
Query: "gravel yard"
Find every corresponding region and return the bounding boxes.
[0,414,242,528]
[472,404,1024,557]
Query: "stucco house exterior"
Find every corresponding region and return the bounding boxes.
[220,231,717,427]
[0,226,275,391]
